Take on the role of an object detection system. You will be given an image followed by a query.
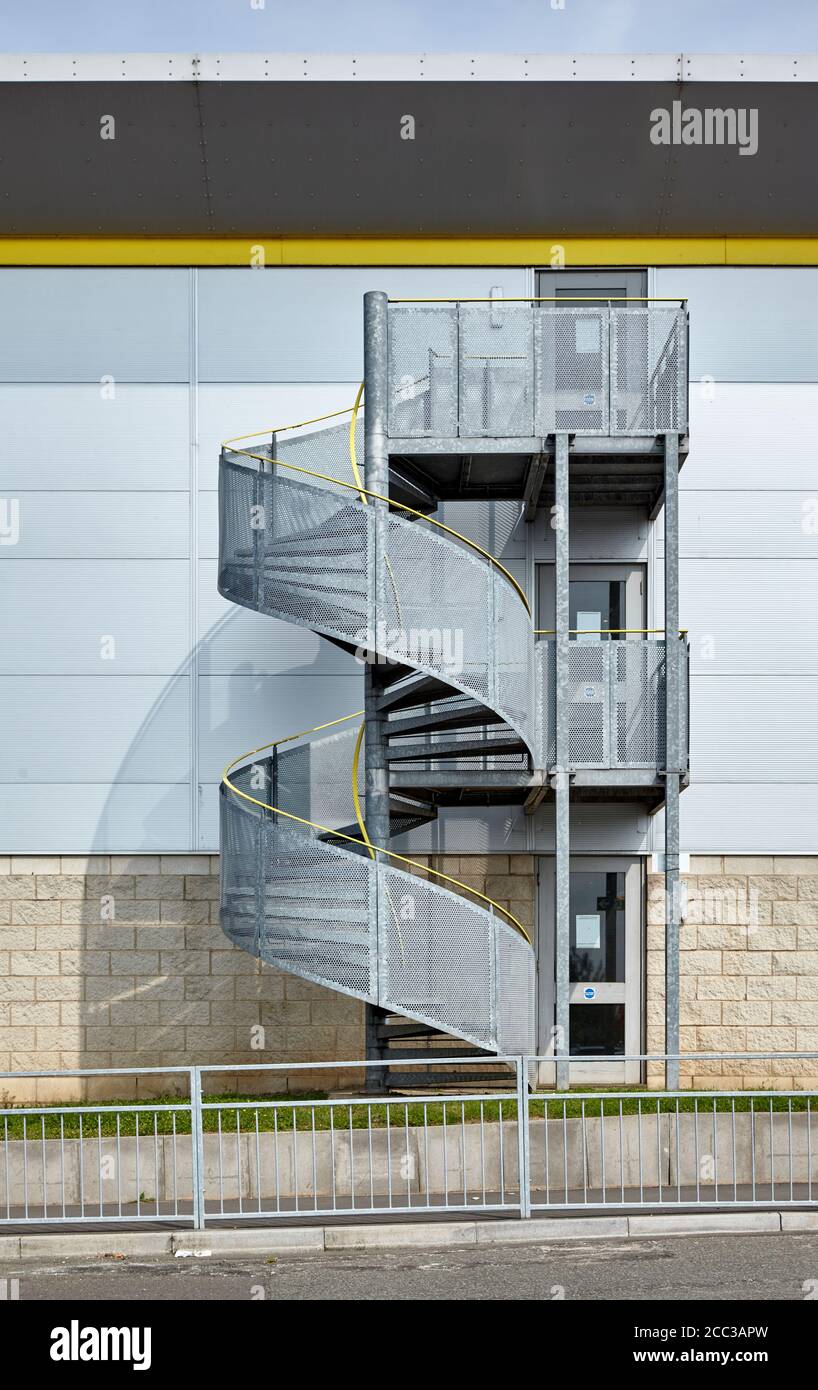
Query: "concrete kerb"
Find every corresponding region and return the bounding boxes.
[1,1210,806,1261]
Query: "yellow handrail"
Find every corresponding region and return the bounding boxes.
[389,296,687,303]
[222,404,358,449]
[534,627,688,636]
[221,718,531,945]
[350,718,374,862]
[348,381,367,505]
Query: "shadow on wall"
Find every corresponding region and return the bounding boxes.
[9,608,366,1104]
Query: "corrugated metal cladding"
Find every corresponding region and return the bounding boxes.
[1,265,816,853]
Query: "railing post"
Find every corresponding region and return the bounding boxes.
[516,1056,532,1219]
[189,1066,206,1230]
[664,432,681,1091]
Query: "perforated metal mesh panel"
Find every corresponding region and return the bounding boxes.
[220,453,369,649]
[379,862,496,1049]
[495,569,535,739]
[610,308,688,435]
[387,305,458,438]
[496,925,536,1056]
[615,641,665,766]
[220,751,376,1003]
[221,754,537,1049]
[459,304,534,437]
[387,304,688,439]
[382,510,534,750]
[567,643,609,766]
[535,638,689,771]
[277,419,363,493]
[535,307,609,434]
[536,637,557,769]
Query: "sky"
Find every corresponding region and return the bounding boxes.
[1,0,816,54]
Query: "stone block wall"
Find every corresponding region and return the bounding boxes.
[0,854,364,1103]
[3,848,817,1100]
[647,855,818,1089]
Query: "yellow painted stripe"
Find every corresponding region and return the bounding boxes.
[2,237,818,266]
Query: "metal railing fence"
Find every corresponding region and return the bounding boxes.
[535,636,690,770]
[387,303,689,439]
[1,1055,815,1228]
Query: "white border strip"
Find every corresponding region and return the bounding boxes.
[0,53,815,82]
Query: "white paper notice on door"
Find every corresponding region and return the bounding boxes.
[576,610,601,642]
[575,913,602,950]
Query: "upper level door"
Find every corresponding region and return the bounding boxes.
[537,563,645,640]
[536,268,648,305]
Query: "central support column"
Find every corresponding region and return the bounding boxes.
[363,291,391,850]
[664,432,681,1090]
[363,290,391,1089]
[554,432,571,1091]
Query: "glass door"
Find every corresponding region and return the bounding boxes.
[537,563,645,640]
[537,856,643,1085]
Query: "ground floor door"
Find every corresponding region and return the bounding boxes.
[536,856,643,1085]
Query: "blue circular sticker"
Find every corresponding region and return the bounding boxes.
[583,987,596,1000]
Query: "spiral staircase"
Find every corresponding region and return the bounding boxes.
[217,388,538,1062]
[217,291,690,1081]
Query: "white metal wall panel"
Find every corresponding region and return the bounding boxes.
[683,384,818,490]
[6,493,189,557]
[0,270,190,382]
[655,268,818,382]
[197,382,357,490]
[0,676,190,782]
[439,500,526,560]
[395,806,529,855]
[534,507,649,561]
[670,784,818,855]
[690,676,818,783]
[197,673,363,783]
[0,384,190,491]
[197,491,218,560]
[197,785,223,851]
[532,804,650,854]
[396,805,650,856]
[197,268,528,381]
[197,561,357,675]
[656,560,818,675]
[1,561,190,674]
[5,785,191,854]
[672,492,818,558]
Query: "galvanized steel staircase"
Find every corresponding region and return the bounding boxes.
[218,404,537,1057]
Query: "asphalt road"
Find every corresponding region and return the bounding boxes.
[2,1232,818,1301]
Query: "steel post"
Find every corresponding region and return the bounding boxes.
[364,290,391,1088]
[664,432,681,1090]
[554,432,571,1090]
[189,1067,206,1229]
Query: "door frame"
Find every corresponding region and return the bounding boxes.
[535,268,649,302]
[536,561,646,638]
[536,854,644,1087]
